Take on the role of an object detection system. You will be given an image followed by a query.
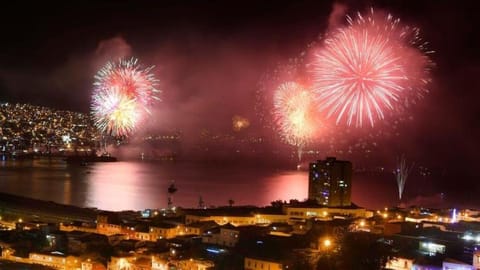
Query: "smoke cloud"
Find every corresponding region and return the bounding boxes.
[327,2,348,30]
[94,36,132,67]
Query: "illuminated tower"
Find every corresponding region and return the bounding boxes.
[309,157,352,207]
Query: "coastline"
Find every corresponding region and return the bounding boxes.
[0,192,97,223]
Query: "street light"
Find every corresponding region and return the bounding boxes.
[323,238,332,248]
[322,237,334,269]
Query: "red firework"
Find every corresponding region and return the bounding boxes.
[312,9,432,127]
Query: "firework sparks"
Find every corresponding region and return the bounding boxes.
[232,115,250,132]
[394,155,414,200]
[256,45,315,133]
[274,82,320,155]
[91,89,140,137]
[312,9,432,127]
[91,58,159,136]
[257,53,384,159]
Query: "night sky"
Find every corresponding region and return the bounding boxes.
[0,1,479,202]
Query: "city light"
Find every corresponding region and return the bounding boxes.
[118,258,130,269]
[323,238,332,250]
[0,104,98,156]
[462,233,480,243]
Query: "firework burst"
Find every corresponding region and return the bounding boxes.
[312,9,432,127]
[274,82,320,150]
[232,115,250,132]
[255,43,316,133]
[91,89,140,136]
[91,58,159,136]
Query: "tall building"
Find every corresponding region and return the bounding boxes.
[308,157,352,207]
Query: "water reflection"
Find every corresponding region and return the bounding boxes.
[0,159,404,211]
[0,158,86,206]
[86,162,166,211]
[84,162,309,211]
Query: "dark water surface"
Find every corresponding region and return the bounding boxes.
[0,158,442,211]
